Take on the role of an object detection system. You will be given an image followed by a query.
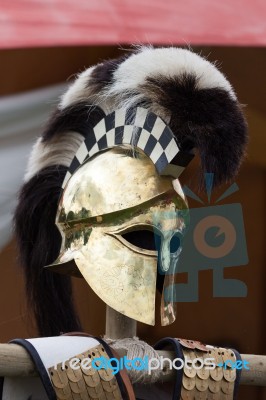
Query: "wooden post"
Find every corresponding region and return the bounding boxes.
[0,344,265,386]
[105,306,137,339]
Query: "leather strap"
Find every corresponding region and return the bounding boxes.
[111,348,136,400]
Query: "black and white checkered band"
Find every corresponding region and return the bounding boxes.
[62,107,194,189]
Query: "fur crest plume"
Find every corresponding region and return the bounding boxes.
[15,46,248,335]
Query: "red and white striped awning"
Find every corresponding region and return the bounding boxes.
[0,0,266,49]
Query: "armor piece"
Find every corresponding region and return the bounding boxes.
[150,337,241,400]
[178,339,238,400]
[1,335,135,400]
[49,344,123,400]
[48,147,188,325]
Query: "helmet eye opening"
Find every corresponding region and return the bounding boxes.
[170,234,181,254]
[121,229,160,251]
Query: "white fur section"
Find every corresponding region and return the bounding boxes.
[24,131,84,182]
[59,66,95,110]
[59,65,116,114]
[110,47,236,103]
[59,47,235,120]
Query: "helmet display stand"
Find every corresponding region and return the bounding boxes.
[106,306,137,339]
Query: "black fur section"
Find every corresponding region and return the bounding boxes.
[142,74,248,186]
[42,103,105,142]
[89,55,129,92]
[14,165,82,336]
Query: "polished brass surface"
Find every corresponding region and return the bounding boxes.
[47,148,188,325]
[58,147,175,223]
